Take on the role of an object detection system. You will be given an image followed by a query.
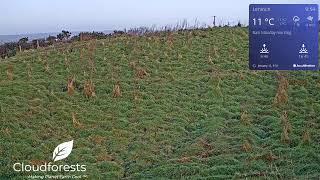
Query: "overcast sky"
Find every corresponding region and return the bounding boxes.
[0,0,319,35]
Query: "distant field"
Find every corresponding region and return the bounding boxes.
[0,27,319,179]
[0,30,113,44]
[0,33,59,45]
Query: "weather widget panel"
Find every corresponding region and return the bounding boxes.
[249,4,319,70]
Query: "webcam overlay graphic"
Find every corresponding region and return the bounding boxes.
[249,4,319,70]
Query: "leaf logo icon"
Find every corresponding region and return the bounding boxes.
[52,140,73,162]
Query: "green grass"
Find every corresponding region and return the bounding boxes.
[0,27,320,179]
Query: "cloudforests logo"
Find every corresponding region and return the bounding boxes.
[13,140,86,172]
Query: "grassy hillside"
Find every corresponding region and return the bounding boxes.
[0,27,320,179]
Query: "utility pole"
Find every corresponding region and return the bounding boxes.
[213,16,216,27]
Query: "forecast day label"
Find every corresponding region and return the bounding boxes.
[249,4,319,70]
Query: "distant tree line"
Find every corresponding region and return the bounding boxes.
[0,30,124,59]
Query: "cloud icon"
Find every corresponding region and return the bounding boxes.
[293,16,300,23]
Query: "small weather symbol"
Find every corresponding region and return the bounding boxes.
[307,16,314,22]
[260,44,269,54]
[293,16,300,23]
[299,44,308,54]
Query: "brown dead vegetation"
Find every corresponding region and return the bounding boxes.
[280,111,291,143]
[64,55,70,69]
[229,47,238,57]
[44,61,49,72]
[6,64,13,80]
[129,61,148,78]
[207,55,213,65]
[2,128,11,136]
[133,90,139,101]
[89,135,105,145]
[302,131,311,144]
[112,83,121,98]
[239,72,245,80]
[96,152,114,161]
[29,159,47,166]
[198,137,212,150]
[88,56,96,72]
[27,64,32,80]
[83,80,96,98]
[129,61,137,68]
[72,112,84,128]
[273,72,289,105]
[248,152,278,163]
[242,139,252,152]
[177,156,191,163]
[167,32,174,47]
[80,48,84,60]
[264,152,278,162]
[135,67,148,78]
[240,110,251,125]
[67,76,75,95]
[87,41,97,56]
[212,46,219,58]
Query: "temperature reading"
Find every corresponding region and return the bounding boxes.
[253,18,275,26]
[253,18,262,26]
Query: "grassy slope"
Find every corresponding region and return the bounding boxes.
[0,28,320,179]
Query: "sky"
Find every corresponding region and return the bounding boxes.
[0,0,319,35]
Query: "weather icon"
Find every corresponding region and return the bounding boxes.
[293,16,300,23]
[260,44,270,54]
[299,44,308,54]
[307,16,314,22]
